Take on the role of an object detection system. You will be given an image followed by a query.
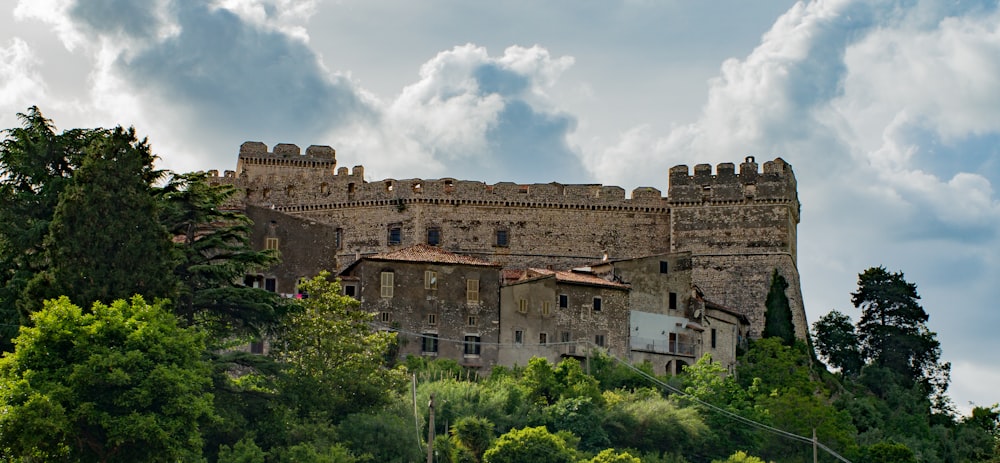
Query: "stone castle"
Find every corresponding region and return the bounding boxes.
[208,141,807,352]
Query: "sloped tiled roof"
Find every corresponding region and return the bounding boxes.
[365,244,498,267]
[501,268,527,284]
[511,268,629,290]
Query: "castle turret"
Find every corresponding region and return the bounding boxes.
[667,157,805,339]
[235,142,338,182]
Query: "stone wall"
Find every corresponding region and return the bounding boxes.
[211,143,807,340]
[343,258,502,371]
[499,276,630,367]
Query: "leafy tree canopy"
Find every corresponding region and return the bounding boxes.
[482,426,577,463]
[0,296,214,462]
[269,273,407,421]
[812,309,863,377]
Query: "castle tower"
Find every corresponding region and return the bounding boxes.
[666,157,806,338]
[236,141,338,182]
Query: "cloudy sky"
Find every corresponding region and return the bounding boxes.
[2,0,998,414]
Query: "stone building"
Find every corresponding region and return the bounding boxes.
[243,205,340,296]
[208,141,807,355]
[498,268,630,367]
[574,253,751,375]
[338,244,502,370]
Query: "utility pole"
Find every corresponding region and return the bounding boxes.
[813,428,818,463]
[427,393,436,463]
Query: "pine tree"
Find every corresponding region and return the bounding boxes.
[160,172,289,342]
[852,266,949,401]
[762,268,795,346]
[0,107,99,348]
[22,127,177,311]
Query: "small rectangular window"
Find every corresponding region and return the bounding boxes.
[422,334,439,353]
[495,229,509,247]
[467,316,477,327]
[514,330,524,344]
[380,312,391,323]
[427,228,441,246]
[388,226,402,245]
[593,297,602,312]
[265,237,279,250]
[711,328,717,348]
[560,332,571,343]
[250,341,264,354]
[264,278,276,292]
[558,294,568,308]
[518,299,528,314]
[381,272,394,298]
[427,313,437,325]
[539,333,548,345]
[669,292,677,311]
[344,285,356,297]
[425,271,437,290]
[335,228,343,250]
[541,301,551,316]
[467,279,479,304]
[660,261,669,274]
[595,334,606,347]
[464,336,481,356]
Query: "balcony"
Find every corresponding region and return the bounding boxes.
[630,336,696,356]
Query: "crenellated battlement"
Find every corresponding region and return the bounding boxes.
[667,156,798,206]
[238,141,336,160]
[235,142,338,183]
[222,142,799,216]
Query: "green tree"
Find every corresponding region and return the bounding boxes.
[269,273,406,421]
[160,171,287,341]
[0,296,214,462]
[602,389,707,455]
[852,267,950,404]
[218,437,267,463]
[522,356,561,405]
[544,396,610,451]
[762,269,795,345]
[712,451,771,463]
[736,338,813,395]
[337,409,421,463]
[23,126,177,313]
[864,441,917,463]
[681,354,765,459]
[451,416,495,463]
[588,448,642,463]
[0,107,99,348]
[812,310,863,377]
[482,426,577,463]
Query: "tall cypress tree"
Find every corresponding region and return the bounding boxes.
[762,268,795,346]
[23,127,177,312]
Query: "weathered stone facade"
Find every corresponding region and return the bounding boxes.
[580,253,750,375]
[209,143,806,340]
[338,245,502,370]
[499,269,630,367]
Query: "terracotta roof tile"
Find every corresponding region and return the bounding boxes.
[525,268,629,289]
[367,244,498,267]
